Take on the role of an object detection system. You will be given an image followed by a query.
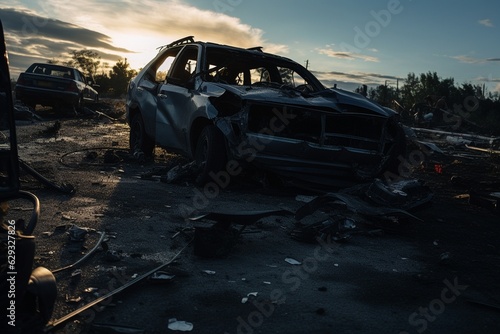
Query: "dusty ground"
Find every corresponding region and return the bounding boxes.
[5,99,500,334]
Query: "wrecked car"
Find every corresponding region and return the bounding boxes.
[15,63,99,111]
[126,36,405,186]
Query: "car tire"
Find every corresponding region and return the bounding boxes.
[74,95,84,113]
[383,122,407,176]
[194,125,227,185]
[130,113,155,160]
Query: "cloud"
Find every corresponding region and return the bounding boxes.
[474,76,500,83]
[451,55,500,64]
[0,7,133,75]
[311,70,402,88]
[1,8,132,53]
[1,1,290,75]
[317,47,379,62]
[38,0,288,54]
[478,19,494,27]
[451,55,482,64]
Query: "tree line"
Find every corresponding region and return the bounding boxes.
[356,72,500,134]
[47,49,137,97]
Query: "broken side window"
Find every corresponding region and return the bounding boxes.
[168,45,198,85]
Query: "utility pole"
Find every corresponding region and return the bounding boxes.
[305,60,309,69]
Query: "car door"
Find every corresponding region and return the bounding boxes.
[73,70,88,99]
[155,45,199,155]
[76,70,94,101]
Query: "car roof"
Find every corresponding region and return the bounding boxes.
[31,63,76,71]
[160,36,296,64]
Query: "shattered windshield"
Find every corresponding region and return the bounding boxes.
[204,47,318,91]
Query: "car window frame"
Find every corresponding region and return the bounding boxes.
[167,44,199,88]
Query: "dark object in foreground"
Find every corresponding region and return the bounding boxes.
[1,22,57,333]
[468,189,500,214]
[19,159,75,194]
[292,179,433,243]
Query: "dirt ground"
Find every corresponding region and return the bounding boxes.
[5,99,500,334]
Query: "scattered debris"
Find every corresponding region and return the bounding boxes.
[190,209,294,257]
[285,258,301,265]
[295,195,316,203]
[67,224,94,242]
[340,218,356,230]
[190,209,294,228]
[104,250,122,262]
[71,269,82,278]
[410,127,500,158]
[62,214,75,221]
[290,178,433,243]
[52,231,106,273]
[295,190,423,223]
[202,270,216,275]
[149,271,175,283]
[44,243,191,332]
[161,161,197,183]
[90,323,145,334]
[439,252,451,265]
[65,295,82,304]
[167,318,193,332]
[19,158,76,194]
[469,188,500,214]
[84,108,120,122]
[241,292,258,304]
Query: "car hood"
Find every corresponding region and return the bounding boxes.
[206,83,394,118]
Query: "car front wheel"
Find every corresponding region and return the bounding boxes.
[194,125,227,185]
[130,113,155,160]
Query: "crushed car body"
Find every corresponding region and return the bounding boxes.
[126,36,406,186]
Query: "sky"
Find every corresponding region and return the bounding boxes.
[0,0,499,93]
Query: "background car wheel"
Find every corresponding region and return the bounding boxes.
[195,125,227,185]
[73,96,84,113]
[130,113,155,160]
